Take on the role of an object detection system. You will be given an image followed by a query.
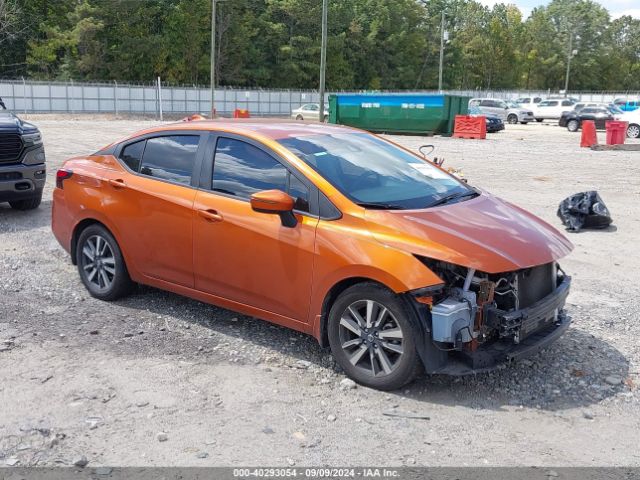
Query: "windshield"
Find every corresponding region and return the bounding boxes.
[278,133,472,210]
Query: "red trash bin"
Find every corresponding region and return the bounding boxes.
[605,121,628,146]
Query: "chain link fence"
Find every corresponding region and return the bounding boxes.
[0,78,638,117]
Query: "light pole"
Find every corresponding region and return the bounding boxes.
[564,31,578,94]
[210,0,226,117]
[318,0,328,119]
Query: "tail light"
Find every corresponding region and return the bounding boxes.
[56,169,73,189]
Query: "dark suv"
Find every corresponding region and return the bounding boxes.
[0,100,46,210]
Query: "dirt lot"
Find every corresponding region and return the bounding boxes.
[1,116,639,468]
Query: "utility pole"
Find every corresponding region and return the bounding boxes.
[318,0,328,120]
[564,31,575,95]
[438,11,445,92]
[210,0,222,118]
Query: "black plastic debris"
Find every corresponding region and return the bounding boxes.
[557,191,612,232]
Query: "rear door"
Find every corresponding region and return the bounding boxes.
[192,133,319,322]
[109,131,206,287]
[479,99,504,119]
[560,100,574,117]
[537,100,558,118]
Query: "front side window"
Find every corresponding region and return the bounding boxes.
[562,100,573,106]
[138,135,199,185]
[212,137,288,198]
[278,133,472,210]
[212,137,310,212]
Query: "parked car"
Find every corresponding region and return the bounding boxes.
[468,105,505,132]
[0,100,46,210]
[291,103,329,121]
[619,100,639,112]
[532,99,576,121]
[469,98,534,124]
[52,120,573,390]
[505,101,535,124]
[619,110,640,138]
[559,106,619,132]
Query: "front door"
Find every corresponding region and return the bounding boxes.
[192,134,318,322]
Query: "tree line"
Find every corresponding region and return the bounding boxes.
[0,0,638,91]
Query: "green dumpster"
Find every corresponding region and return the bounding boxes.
[328,93,470,136]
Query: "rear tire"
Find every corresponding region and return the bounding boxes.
[76,224,133,301]
[507,114,518,124]
[327,282,420,391]
[627,124,640,139]
[295,114,303,121]
[535,118,543,122]
[520,121,528,125]
[9,191,42,210]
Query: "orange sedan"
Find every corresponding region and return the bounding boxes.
[52,120,573,390]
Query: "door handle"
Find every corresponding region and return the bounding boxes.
[108,178,127,189]
[198,209,223,222]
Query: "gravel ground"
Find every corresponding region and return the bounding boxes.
[0,115,639,468]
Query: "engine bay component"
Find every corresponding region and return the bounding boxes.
[419,258,567,349]
[431,268,477,346]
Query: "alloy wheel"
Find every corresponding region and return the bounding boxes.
[567,120,579,132]
[81,235,116,291]
[507,114,518,124]
[338,299,404,377]
[628,124,640,139]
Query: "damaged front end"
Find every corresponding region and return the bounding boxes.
[410,259,571,374]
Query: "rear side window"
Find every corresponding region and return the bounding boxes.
[562,100,573,106]
[212,137,310,212]
[139,135,199,185]
[120,140,145,172]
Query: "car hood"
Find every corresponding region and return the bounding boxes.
[0,111,38,134]
[364,193,573,274]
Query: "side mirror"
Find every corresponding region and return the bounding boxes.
[250,190,297,228]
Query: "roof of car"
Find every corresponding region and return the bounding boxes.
[130,119,355,141]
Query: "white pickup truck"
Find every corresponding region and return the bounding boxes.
[532,99,576,121]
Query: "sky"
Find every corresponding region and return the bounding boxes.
[477,0,640,19]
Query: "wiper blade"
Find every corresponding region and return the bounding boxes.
[355,202,404,210]
[426,190,478,208]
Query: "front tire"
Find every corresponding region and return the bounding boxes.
[295,114,304,121]
[507,114,518,124]
[536,118,543,122]
[327,283,420,391]
[627,124,640,139]
[76,224,133,301]
[567,119,580,132]
[9,191,42,210]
